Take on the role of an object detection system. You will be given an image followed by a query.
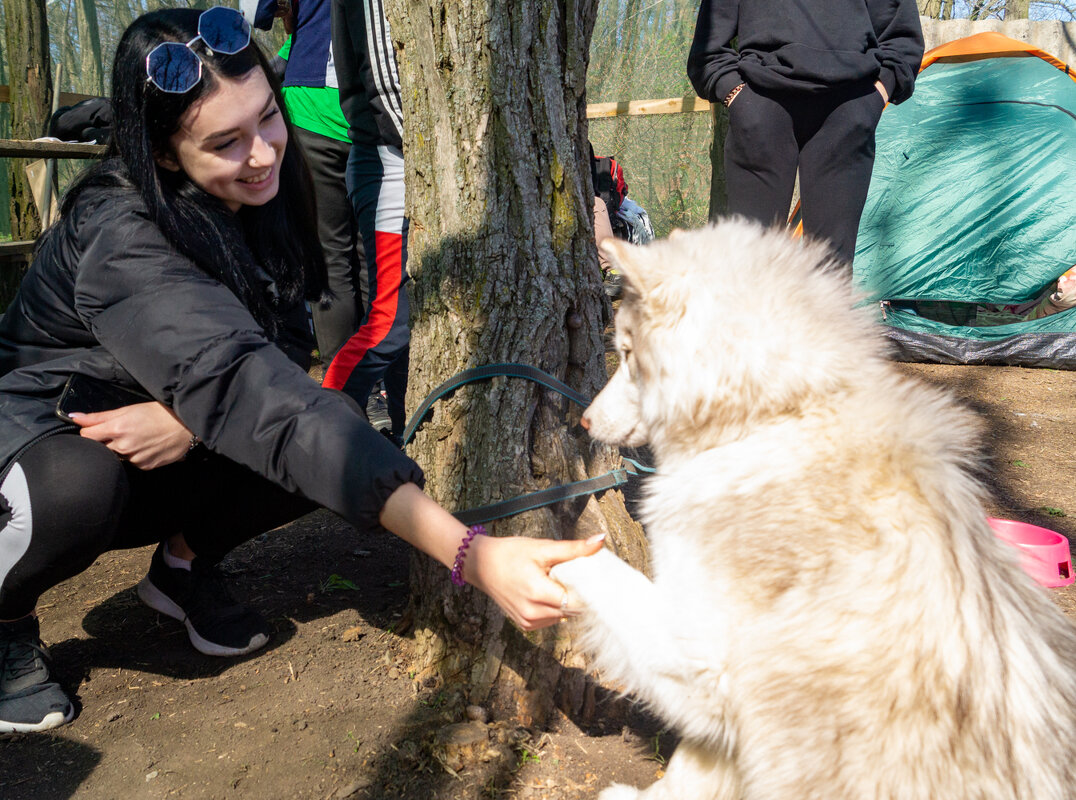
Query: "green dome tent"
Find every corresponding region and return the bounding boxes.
[852,32,1076,367]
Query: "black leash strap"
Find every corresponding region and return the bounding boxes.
[401,363,590,445]
[400,363,653,525]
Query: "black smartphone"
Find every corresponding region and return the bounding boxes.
[55,374,153,424]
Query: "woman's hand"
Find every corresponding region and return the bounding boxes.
[464,533,607,631]
[69,402,193,470]
[874,80,889,104]
[378,483,607,631]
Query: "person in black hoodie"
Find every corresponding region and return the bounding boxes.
[687,0,924,263]
[0,7,601,734]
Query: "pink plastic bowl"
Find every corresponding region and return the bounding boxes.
[988,518,1074,588]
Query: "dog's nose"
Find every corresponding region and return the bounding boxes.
[580,416,591,430]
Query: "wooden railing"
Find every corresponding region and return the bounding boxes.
[586,95,710,118]
[0,139,105,159]
[1,85,108,281]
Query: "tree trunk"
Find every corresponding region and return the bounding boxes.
[919,0,942,17]
[0,21,12,239]
[386,0,649,727]
[1004,0,1030,18]
[76,0,105,96]
[5,0,52,242]
[59,0,79,96]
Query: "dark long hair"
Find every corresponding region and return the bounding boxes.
[52,7,327,335]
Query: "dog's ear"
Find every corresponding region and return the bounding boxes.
[601,238,649,297]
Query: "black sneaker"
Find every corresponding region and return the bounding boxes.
[366,391,391,431]
[0,616,74,733]
[137,544,270,657]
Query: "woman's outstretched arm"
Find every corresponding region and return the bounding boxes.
[379,483,605,631]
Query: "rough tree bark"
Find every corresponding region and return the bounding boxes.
[1005,0,1030,18]
[385,0,649,727]
[0,24,11,239]
[5,0,52,242]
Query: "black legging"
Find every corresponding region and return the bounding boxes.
[724,82,885,264]
[0,433,316,619]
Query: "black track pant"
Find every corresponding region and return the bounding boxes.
[297,127,370,363]
[724,82,886,264]
[0,434,315,619]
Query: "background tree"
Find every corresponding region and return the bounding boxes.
[4,0,52,242]
[75,0,106,97]
[588,0,711,233]
[384,0,648,726]
[0,2,10,239]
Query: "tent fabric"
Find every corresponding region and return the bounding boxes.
[851,33,1076,367]
[919,31,1075,75]
[884,321,1076,369]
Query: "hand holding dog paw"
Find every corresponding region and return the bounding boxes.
[466,533,606,631]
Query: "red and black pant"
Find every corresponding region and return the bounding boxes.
[323,144,410,436]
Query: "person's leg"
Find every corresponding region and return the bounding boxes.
[324,143,411,428]
[796,86,886,265]
[0,434,128,732]
[0,435,129,619]
[593,195,614,271]
[118,452,317,563]
[296,126,369,363]
[381,346,409,440]
[125,453,317,657]
[723,86,800,228]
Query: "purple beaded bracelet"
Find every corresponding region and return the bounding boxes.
[450,524,487,586]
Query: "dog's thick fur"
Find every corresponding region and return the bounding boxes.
[551,220,1076,800]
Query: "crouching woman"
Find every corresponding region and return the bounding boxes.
[0,7,598,733]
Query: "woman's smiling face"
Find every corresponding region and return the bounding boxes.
[158,68,287,211]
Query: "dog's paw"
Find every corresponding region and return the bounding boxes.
[598,784,641,800]
[549,554,592,592]
[551,548,645,612]
[550,548,621,594]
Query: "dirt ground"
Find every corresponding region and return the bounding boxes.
[2,360,1076,800]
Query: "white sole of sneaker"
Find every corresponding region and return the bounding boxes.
[0,706,74,734]
[137,578,268,658]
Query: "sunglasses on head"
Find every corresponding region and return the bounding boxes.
[145,6,252,94]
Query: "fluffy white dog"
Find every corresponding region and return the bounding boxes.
[551,220,1076,800]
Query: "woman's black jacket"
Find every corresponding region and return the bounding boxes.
[0,185,421,528]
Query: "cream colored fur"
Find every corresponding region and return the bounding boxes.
[551,220,1076,800]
